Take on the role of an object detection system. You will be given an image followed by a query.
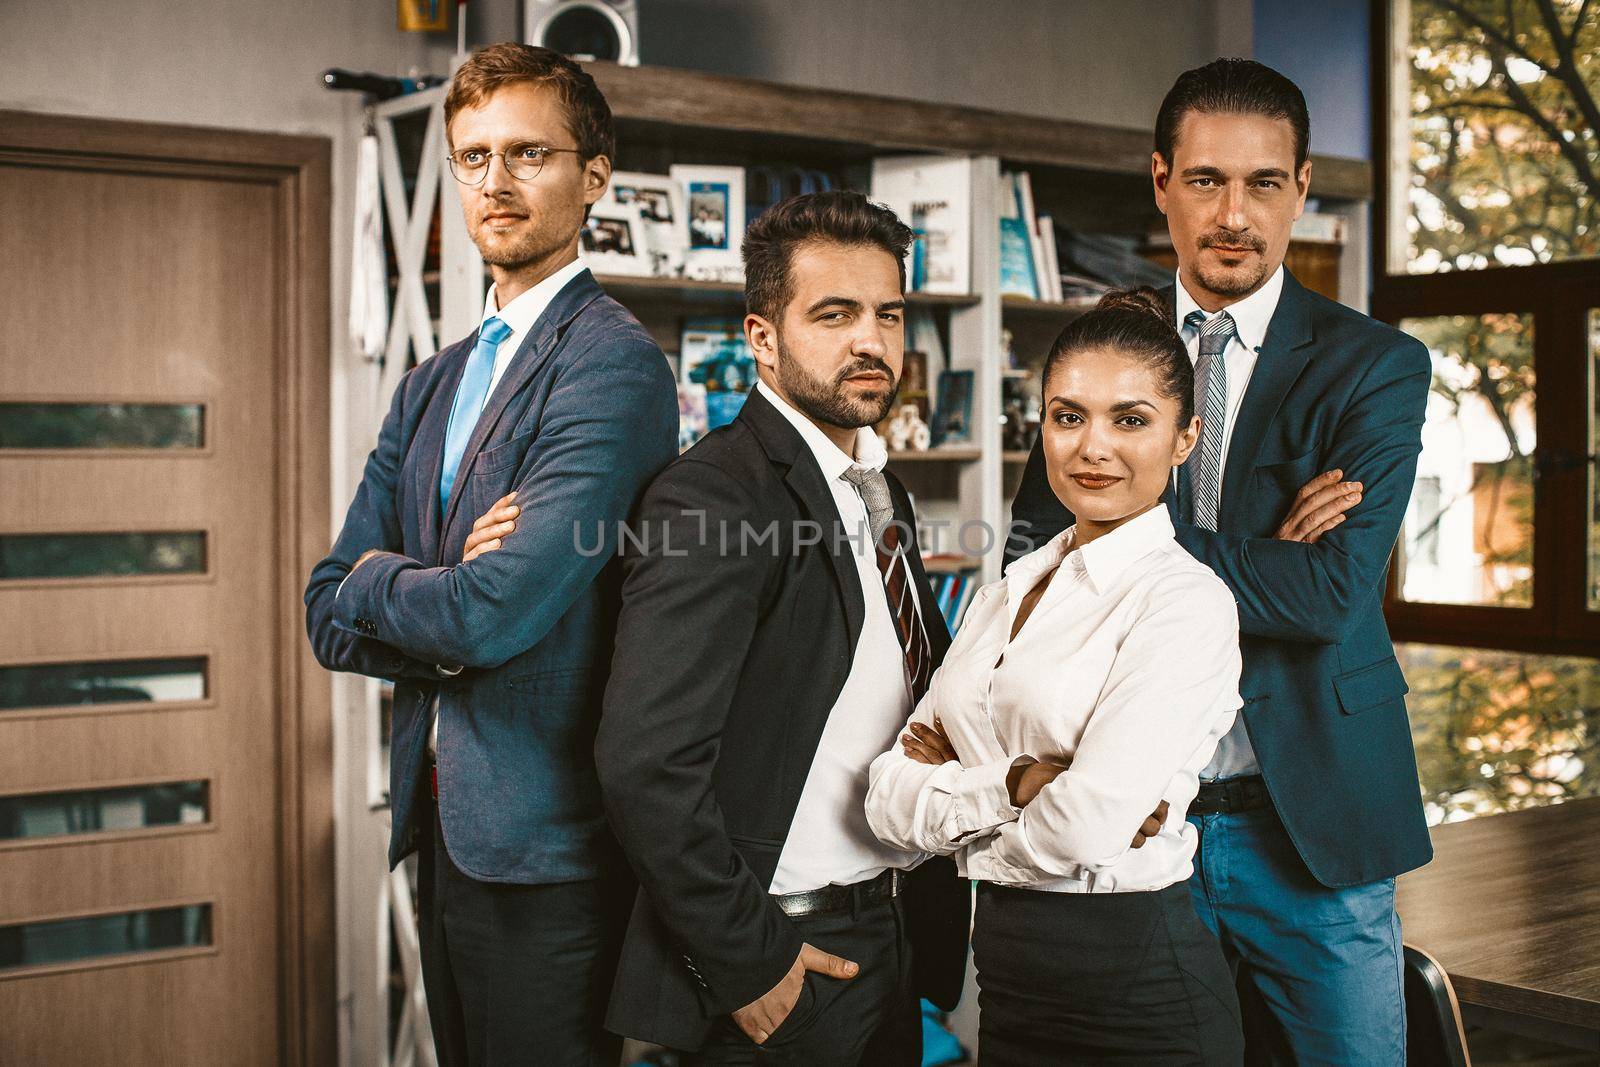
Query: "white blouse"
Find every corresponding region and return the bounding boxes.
[865,505,1242,892]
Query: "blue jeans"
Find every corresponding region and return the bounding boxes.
[1187,805,1406,1066]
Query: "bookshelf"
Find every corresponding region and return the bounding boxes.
[396,63,1370,587]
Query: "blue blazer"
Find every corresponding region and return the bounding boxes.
[1008,271,1434,887]
[305,268,678,883]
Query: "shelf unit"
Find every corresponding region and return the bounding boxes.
[376,64,1371,587]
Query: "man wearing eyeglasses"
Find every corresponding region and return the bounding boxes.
[304,42,677,1067]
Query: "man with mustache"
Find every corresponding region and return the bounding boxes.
[1008,59,1432,1063]
[304,44,676,1066]
[596,191,970,1065]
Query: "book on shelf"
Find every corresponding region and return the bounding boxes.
[871,154,973,296]
[1037,214,1064,303]
[1059,228,1172,290]
[998,215,1039,298]
[1060,271,1112,302]
[920,560,983,632]
[998,170,1064,303]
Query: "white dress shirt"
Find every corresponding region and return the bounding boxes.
[426,258,591,753]
[481,258,590,399]
[1173,265,1283,779]
[756,381,927,896]
[865,506,1242,893]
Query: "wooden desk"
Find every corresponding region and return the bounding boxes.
[1396,797,1600,1050]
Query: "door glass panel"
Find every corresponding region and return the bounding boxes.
[1401,643,1600,825]
[0,657,207,711]
[0,904,212,973]
[0,532,206,579]
[0,780,209,841]
[0,402,204,449]
[1397,314,1534,606]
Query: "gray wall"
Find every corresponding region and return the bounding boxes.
[639,0,1237,128]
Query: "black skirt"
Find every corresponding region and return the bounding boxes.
[973,881,1243,1066]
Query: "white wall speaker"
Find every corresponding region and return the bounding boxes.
[525,1,639,66]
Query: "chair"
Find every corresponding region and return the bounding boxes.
[1404,943,1472,1067]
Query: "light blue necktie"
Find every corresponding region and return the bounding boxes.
[1184,309,1237,532]
[439,316,513,508]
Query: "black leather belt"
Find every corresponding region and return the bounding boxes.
[773,869,903,919]
[1189,774,1271,816]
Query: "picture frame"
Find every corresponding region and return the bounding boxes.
[605,171,689,277]
[670,164,746,282]
[578,200,654,277]
[931,369,975,448]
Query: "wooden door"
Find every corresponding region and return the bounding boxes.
[0,113,333,1064]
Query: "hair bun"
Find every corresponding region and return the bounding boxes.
[1094,286,1171,324]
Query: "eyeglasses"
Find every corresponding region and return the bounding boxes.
[446,143,583,185]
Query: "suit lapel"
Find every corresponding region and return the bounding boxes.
[740,390,866,655]
[1159,283,1185,526]
[436,270,606,543]
[1219,271,1316,527]
[416,339,472,566]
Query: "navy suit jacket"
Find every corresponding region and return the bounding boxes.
[1008,270,1433,888]
[305,268,678,883]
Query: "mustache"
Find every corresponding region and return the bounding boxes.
[1198,231,1266,253]
[833,357,896,385]
[476,195,531,221]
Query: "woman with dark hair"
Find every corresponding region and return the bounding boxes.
[866,288,1245,1064]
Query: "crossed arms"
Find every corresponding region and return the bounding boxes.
[304,342,676,676]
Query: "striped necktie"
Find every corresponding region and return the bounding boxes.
[1184,310,1236,532]
[439,316,513,508]
[841,464,932,704]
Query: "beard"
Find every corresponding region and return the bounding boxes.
[470,198,564,269]
[1194,229,1272,298]
[775,336,899,430]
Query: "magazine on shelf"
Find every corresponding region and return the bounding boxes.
[998,215,1040,299]
[871,154,972,296]
[678,317,753,446]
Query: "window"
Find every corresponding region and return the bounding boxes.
[1395,313,1535,607]
[1379,2,1600,820]
[1392,0,1599,273]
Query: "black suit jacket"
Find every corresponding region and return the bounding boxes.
[1008,271,1433,888]
[596,387,968,1050]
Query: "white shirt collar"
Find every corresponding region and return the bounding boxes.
[481,258,589,336]
[1008,503,1176,597]
[1174,264,1284,355]
[755,380,887,480]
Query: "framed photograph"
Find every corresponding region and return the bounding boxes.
[931,369,975,448]
[606,172,688,277]
[670,164,745,282]
[578,201,654,277]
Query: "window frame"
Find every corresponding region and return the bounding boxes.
[1372,0,1600,657]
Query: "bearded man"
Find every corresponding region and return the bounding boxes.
[596,191,970,1066]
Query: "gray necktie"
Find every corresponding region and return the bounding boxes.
[1184,310,1236,532]
[841,464,894,542]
